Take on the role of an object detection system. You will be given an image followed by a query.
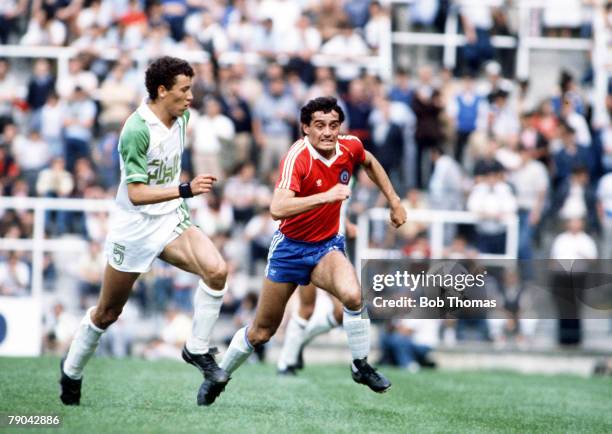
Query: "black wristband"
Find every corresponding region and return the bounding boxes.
[179,182,193,198]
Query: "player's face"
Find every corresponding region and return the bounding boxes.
[159,74,193,118]
[304,110,341,155]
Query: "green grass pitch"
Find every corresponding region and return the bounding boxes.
[1,356,611,433]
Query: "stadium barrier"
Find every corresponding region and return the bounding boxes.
[355,207,519,270]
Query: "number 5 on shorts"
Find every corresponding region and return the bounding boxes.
[112,243,126,265]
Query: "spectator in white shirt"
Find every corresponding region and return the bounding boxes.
[192,96,235,181]
[561,97,591,148]
[509,146,549,261]
[320,20,370,92]
[550,217,597,346]
[467,162,517,254]
[0,252,30,296]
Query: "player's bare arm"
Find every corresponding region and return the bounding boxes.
[270,184,351,220]
[361,151,407,228]
[127,174,217,206]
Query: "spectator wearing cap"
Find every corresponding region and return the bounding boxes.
[467,161,517,254]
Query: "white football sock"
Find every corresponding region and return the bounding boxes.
[343,306,370,361]
[220,326,253,374]
[63,306,105,380]
[303,303,339,346]
[277,314,308,370]
[186,281,226,355]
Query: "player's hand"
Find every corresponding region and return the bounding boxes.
[389,202,407,228]
[190,174,217,195]
[324,184,351,203]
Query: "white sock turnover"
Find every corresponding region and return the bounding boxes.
[220,326,253,374]
[63,306,105,380]
[186,280,226,355]
[342,306,370,361]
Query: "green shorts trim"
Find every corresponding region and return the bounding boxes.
[174,200,193,235]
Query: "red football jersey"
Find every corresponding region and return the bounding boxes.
[275,135,366,242]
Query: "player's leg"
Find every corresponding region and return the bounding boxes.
[277,283,316,374]
[159,226,229,387]
[311,251,391,393]
[222,279,296,374]
[196,279,296,406]
[301,293,343,349]
[60,264,139,405]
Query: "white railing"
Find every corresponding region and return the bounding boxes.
[0,44,386,91]
[355,207,519,271]
[389,0,600,79]
[0,197,115,299]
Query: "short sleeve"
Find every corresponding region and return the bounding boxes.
[276,149,307,193]
[119,115,150,184]
[347,136,366,164]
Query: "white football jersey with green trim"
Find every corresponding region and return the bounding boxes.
[115,102,189,215]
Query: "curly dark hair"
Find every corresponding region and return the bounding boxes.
[145,56,194,100]
[300,96,345,126]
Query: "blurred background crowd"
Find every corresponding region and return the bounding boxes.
[0,0,611,367]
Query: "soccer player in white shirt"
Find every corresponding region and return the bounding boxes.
[60,57,229,406]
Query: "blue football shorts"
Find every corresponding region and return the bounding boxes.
[265,230,346,286]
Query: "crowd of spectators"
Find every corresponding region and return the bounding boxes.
[0,0,611,355]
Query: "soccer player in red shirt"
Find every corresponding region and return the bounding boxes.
[199,96,406,405]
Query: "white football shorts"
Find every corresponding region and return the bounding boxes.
[104,202,192,273]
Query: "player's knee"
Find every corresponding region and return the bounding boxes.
[248,326,275,347]
[204,260,228,290]
[342,292,363,312]
[93,306,123,329]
